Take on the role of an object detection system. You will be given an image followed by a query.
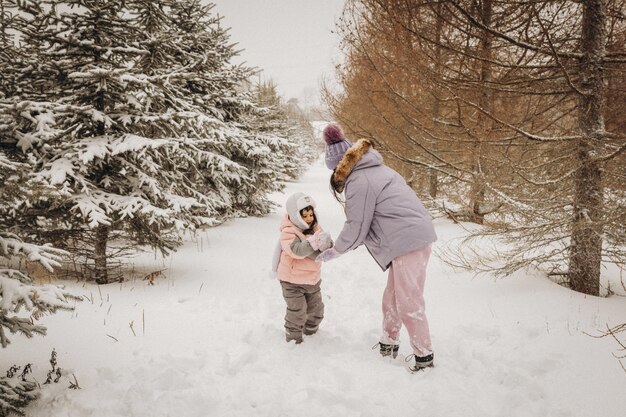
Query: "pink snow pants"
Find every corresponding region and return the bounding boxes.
[381,245,433,357]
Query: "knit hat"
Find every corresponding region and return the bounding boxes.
[285,192,316,230]
[323,123,352,170]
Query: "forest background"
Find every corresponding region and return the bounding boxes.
[0,1,625,416]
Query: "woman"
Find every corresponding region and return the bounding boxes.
[317,123,437,372]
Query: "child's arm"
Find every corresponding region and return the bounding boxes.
[290,236,321,260]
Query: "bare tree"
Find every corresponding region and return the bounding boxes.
[325,0,626,296]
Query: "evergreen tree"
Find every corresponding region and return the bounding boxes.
[131,0,250,217]
[0,0,290,283]
[250,80,303,183]
[283,98,321,166]
[245,80,321,204]
[0,0,216,284]
[163,0,284,216]
[0,154,76,416]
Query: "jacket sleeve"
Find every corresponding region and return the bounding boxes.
[290,236,321,260]
[271,239,282,272]
[280,230,306,260]
[333,174,377,254]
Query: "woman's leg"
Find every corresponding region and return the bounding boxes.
[390,245,433,357]
[381,266,402,345]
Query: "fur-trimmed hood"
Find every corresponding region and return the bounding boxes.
[331,139,382,192]
[285,192,316,230]
[329,138,437,270]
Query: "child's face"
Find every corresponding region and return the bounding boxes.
[301,208,315,226]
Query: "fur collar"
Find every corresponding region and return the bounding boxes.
[331,139,372,193]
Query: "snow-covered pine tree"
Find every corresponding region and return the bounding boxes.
[0,157,76,349]
[131,0,248,218]
[248,80,320,184]
[164,0,289,216]
[283,98,321,165]
[0,228,73,417]
[250,81,302,183]
[0,154,77,416]
[0,0,261,284]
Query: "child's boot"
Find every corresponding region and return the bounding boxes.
[303,325,319,335]
[374,342,399,359]
[286,332,303,344]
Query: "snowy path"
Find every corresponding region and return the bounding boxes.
[5,158,626,417]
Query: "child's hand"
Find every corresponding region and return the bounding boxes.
[317,232,333,251]
[306,232,322,251]
[316,247,340,262]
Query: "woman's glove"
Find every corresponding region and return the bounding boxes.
[316,247,341,262]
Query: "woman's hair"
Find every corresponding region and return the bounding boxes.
[300,205,317,235]
[330,170,345,206]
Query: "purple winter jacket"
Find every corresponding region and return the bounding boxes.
[333,140,437,271]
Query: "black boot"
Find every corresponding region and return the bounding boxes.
[374,342,399,359]
[407,353,434,372]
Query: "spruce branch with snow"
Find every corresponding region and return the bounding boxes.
[0,225,77,414]
[0,376,38,417]
[0,232,76,349]
[0,102,77,415]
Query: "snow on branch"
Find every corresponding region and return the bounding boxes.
[0,275,76,348]
[110,134,176,155]
[36,158,76,186]
[0,233,76,348]
[0,233,67,273]
[0,276,73,315]
[0,154,25,171]
[0,100,89,150]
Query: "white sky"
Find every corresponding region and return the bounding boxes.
[207,0,346,106]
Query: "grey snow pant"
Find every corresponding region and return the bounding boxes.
[279,280,324,342]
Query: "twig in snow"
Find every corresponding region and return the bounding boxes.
[584,323,626,372]
[68,374,81,390]
[20,364,32,381]
[143,269,166,285]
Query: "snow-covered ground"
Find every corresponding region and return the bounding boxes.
[4,157,626,417]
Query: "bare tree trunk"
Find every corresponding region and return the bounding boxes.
[469,0,493,224]
[429,110,439,198]
[569,0,607,296]
[0,2,5,44]
[94,224,109,284]
[429,3,443,199]
[93,71,109,285]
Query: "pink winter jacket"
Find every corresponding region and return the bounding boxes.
[277,214,322,285]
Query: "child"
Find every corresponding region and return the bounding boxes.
[273,192,333,344]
